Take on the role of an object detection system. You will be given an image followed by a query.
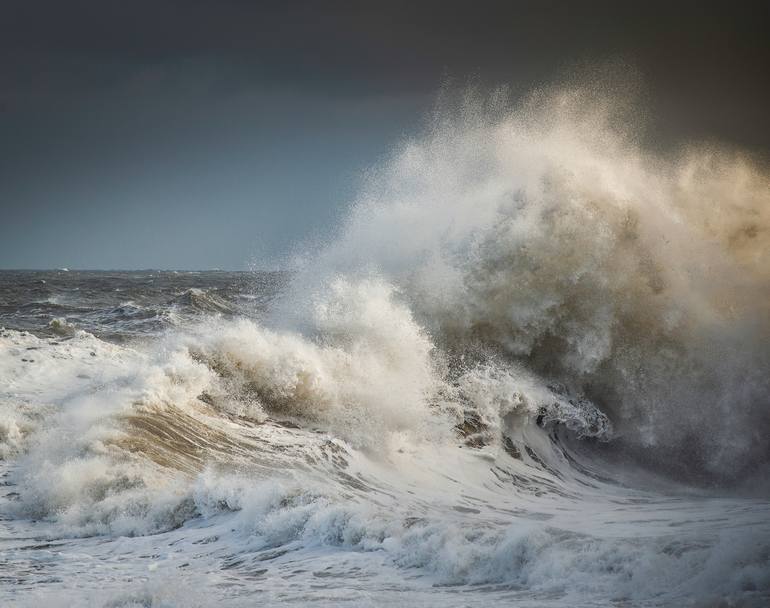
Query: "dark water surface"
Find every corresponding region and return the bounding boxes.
[0,270,288,340]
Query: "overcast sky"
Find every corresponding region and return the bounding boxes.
[1,0,768,269]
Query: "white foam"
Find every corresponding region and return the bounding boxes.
[281,85,770,477]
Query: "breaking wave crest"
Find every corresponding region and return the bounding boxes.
[284,83,770,479]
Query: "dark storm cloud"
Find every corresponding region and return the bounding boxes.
[1,1,769,269]
[3,2,766,94]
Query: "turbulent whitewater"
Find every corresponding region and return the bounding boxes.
[1,86,769,607]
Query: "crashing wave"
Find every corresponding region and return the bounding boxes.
[281,84,770,479]
[1,80,768,607]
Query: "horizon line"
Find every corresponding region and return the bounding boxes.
[0,268,290,273]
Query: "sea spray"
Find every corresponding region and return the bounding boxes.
[282,83,770,479]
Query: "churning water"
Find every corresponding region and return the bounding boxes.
[1,85,769,607]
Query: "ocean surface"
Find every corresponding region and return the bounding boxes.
[2,88,770,607]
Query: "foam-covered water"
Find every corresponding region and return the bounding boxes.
[1,85,769,607]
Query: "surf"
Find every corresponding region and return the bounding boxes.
[1,81,769,607]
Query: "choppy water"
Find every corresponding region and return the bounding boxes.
[2,85,770,607]
[0,270,286,340]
